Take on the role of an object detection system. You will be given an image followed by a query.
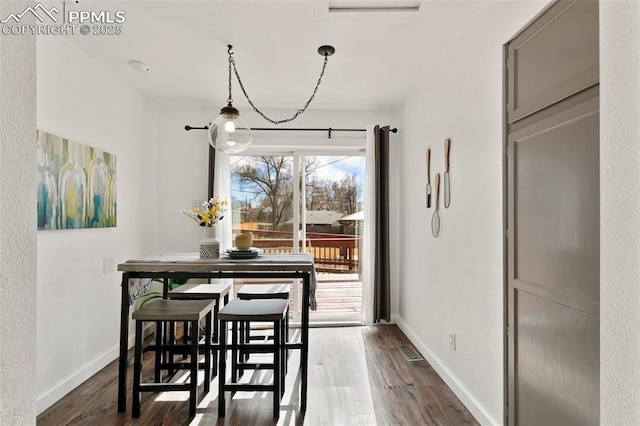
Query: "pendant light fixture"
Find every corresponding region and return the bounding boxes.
[208,44,335,153]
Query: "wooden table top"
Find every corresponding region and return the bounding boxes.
[118,252,315,273]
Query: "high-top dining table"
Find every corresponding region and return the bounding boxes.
[116,252,316,416]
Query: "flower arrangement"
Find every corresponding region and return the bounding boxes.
[180,197,228,227]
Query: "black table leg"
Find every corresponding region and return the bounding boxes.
[301,273,310,414]
[117,272,130,412]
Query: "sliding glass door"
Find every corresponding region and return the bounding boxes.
[230,150,366,325]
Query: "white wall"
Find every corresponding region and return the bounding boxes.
[36,36,158,413]
[600,1,640,424]
[0,4,37,423]
[156,105,398,261]
[396,2,546,424]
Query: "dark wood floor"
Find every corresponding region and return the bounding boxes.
[37,325,478,425]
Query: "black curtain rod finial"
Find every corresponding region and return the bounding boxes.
[185,124,210,131]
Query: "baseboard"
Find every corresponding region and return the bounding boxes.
[36,323,154,415]
[36,345,119,414]
[395,316,497,426]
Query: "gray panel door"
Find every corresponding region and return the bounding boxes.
[507,0,599,123]
[508,96,599,425]
[505,2,599,425]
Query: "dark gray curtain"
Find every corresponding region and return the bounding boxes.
[208,145,216,199]
[373,125,391,323]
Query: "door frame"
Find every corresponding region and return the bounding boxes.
[502,42,510,426]
[502,3,560,422]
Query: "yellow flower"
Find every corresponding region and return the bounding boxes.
[181,197,227,227]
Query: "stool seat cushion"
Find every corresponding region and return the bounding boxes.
[218,299,288,321]
[132,299,215,321]
[168,283,231,299]
[237,284,291,299]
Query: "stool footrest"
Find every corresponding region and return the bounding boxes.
[139,382,192,392]
[285,342,303,349]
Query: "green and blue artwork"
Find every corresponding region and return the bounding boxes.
[37,130,117,230]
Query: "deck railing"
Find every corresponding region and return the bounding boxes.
[238,229,361,272]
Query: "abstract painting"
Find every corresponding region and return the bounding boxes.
[37,130,117,230]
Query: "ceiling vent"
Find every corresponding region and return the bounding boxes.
[328,0,421,13]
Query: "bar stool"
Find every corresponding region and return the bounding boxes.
[237,284,290,363]
[218,299,288,421]
[168,282,231,375]
[131,299,214,418]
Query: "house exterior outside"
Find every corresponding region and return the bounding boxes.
[284,210,344,233]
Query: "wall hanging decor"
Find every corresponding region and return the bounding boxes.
[444,138,451,208]
[426,148,432,208]
[37,130,117,230]
[432,173,441,238]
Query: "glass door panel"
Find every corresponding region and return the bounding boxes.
[230,155,295,244]
[301,155,365,323]
[229,155,297,305]
[229,152,365,325]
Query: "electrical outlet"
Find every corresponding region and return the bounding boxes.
[449,333,457,351]
[103,257,115,274]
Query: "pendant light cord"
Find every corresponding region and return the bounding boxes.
[227,45,234,106]
[227,45,330,125]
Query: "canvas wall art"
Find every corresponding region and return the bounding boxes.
[37,130,117,230]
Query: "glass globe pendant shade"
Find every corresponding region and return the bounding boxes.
[208,105,252,153]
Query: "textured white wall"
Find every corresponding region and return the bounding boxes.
[0,3,37,423]
[36,36,158,413]
[396,2,546,424]
[600,1,640,424]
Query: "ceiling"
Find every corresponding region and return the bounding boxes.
[68,1,489,112]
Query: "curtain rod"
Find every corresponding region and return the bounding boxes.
[184,125,397,139]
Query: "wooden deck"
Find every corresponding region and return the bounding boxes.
[313,273,362,314]
[233,272,362,315]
